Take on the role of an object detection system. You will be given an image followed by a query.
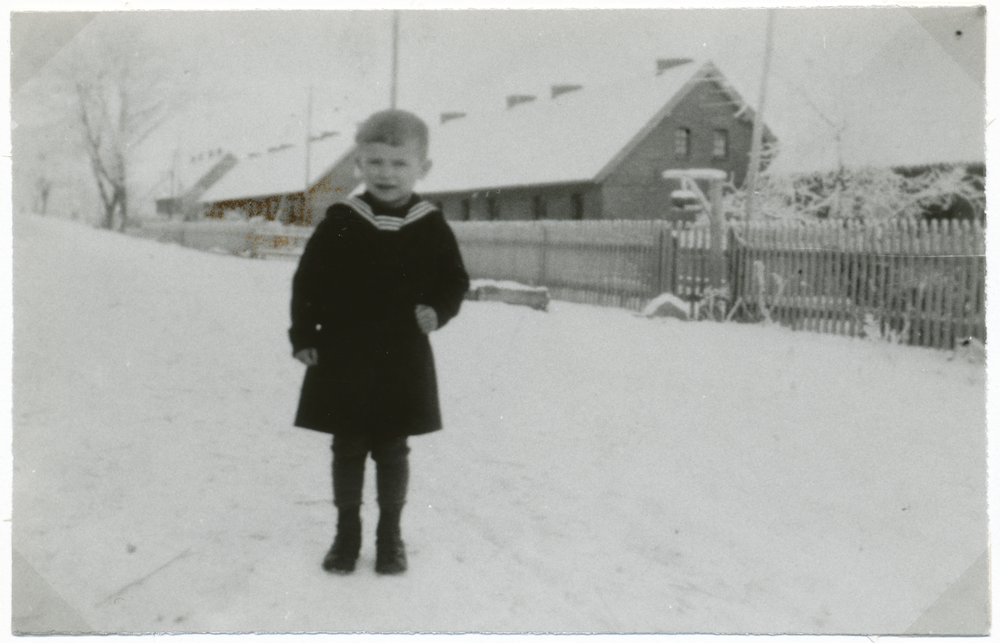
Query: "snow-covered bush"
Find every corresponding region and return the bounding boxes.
[723,164,985,224]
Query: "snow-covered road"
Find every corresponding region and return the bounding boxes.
[11,215,988,635]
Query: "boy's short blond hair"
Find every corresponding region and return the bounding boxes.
[355,109,429,158]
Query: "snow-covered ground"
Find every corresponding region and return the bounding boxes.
[10,215,988,636]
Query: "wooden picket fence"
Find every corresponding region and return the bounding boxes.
[136,216,984,350]
[450,218,986,350]
[130,219,314,259]
[728,218,986,349]
[451,220,714,312]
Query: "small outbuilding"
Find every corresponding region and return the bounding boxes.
[198,136,359,226]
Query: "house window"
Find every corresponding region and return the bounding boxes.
[460,198,471,221]
[532,195,547,220]
[713,130,729,159]
[487,197,499,221]
[571,193,585,220]
[674,128,691,158]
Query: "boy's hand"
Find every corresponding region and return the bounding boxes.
[295,348,319,366]
[415,305,438,334]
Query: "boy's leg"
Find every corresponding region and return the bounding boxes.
[323,434,369,573]
[332,433,368,508]
[371,435,410,574]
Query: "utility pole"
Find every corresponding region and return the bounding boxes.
[304,84,314,221]
[745,8,775,222]
[391,10,400,109]
[170,135,181,199]
[169,149,178,199]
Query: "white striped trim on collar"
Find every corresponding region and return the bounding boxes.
[336,196,438,231]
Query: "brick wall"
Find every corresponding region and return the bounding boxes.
[427,183,600,222]
[601,76,755,220]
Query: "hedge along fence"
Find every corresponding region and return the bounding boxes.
[728,218,986,349]
[450,220,713,312]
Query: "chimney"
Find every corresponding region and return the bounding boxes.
[440,111,467,125]
[656,58,694,75]
[551,84,583,99]
[506,94,536,110]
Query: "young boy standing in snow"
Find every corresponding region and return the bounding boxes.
[289,110,469,575]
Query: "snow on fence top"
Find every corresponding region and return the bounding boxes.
[451,219,705,247]
[450,218,985,256]
[732,218,985,255]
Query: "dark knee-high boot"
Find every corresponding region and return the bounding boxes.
[324,438,366,573]
[375,503,407,575]
[323,504,361,573]
[374,443,409,575]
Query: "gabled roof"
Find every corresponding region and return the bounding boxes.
[199,136,355,203]
[153,149,234,201]
[184,153,238,200]
[419,60,755,194]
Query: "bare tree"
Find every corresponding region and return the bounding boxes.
[11,137,57,216]
[57,16,188,230]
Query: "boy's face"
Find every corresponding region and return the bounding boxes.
[355,139,432,207]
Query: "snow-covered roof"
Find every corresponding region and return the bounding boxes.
[419,60,744,194]
[151,149,232,201]
[199,136,355,203]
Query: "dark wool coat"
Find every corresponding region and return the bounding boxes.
[289,192,469,437]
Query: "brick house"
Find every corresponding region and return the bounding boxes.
[419,59,774,222]
[197,136,359,226]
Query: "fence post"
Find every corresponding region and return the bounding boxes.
[670,227,679,293]
[539,224,549,287]
[709,179,724,288]
[726,226,741,307]
[654,225,665,295]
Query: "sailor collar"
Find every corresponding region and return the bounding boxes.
[335,195,438,231]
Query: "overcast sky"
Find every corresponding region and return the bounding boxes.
[9,3,989,194]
